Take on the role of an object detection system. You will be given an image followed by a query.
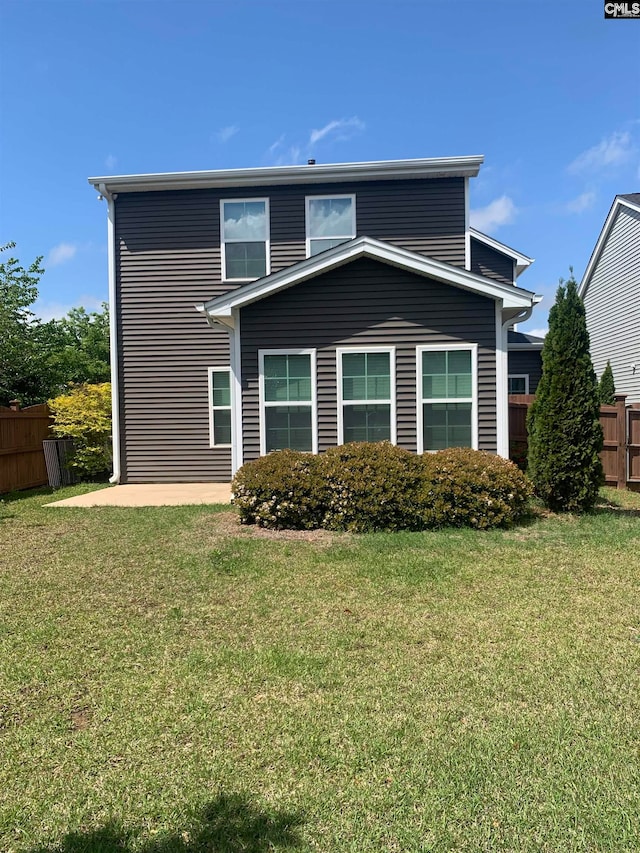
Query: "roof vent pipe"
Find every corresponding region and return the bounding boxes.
[307,159,316,165]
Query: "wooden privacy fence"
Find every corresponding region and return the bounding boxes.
[509,394,640,490]
[0,401,52,494]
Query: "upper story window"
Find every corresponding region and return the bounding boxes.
[306,195,356,257]
[221,198,270,281]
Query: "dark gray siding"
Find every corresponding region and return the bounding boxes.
[116,191,232,482]
[508,350,542,393]
[240,257,497,459]
[470,238,515,286]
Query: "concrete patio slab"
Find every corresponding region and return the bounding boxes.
[45,483,232,507]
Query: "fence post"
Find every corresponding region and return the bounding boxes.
[614,393,627,489]
[9,400,20,411]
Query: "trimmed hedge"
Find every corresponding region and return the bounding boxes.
[232,443,532,532]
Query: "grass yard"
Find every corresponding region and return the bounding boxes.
[0,485,639,852]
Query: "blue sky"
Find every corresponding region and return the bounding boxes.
[1,0,638,336]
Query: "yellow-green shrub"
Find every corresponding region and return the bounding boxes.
[48,383,112,478]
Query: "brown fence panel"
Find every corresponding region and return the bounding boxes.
[0,403,52,493]
[629,406,640,486]
[599,405,620,487]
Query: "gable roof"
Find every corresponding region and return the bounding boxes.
[469,228,535,277]
[196,237,539,326]
[579,193,640,297]
[89,155,484,195]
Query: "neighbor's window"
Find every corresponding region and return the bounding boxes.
[209,367,232,447]
[221,198,269,280]
[418,345,477,452]
[508,375,529,395]
[260,351,317,454]
[306,195,356,257]
[338,348,395,444]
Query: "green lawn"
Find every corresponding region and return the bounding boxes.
[0,486,639,852]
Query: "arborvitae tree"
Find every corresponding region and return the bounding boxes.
[527,274,603,511]
[598,360,616,406]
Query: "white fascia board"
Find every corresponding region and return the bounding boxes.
[508,342,544,351]
[469,228,534,276]
[579,195,640,298]
[88,155,484,194]
[197,237,538,323]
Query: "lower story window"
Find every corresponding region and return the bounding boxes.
[508,374,529,395]
[418,345,477,452]
[260,350,317,453]
[338,348,395,444]
[208,367,232,447]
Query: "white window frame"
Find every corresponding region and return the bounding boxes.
[416,344,478,454]
[220,197,270,282]
[508,374,529,395]
[208,367,232,448]
[336,346,397,446]
[305,194,356,258]
[258,349,318,456]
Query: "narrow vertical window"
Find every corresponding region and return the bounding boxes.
[221,198,269,280]
[260,351,316,454]
[417,346,477,452]
[209,368,232,447]
[306,195,356,257]
[338,348,395,444]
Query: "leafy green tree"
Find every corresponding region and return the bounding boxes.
[527,273,603,512]
[598,360,616,406]
[48,304,110,386]
[0,242,52,406]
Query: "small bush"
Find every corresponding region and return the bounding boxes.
[48,383,112,478]
[419,448,532,529]
[232,449,327,529]
[321,442,424,532]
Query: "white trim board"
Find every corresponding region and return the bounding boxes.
[469,228,534,277]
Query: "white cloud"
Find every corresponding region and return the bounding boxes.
[33,295,105,322]
[309,116,365,146]
[216,125,239,143]
[268,134,285,155]
[274,146,302,166]
[47,243,77,267]
[568,130,634,174]
[566,190,596,214]
[470,195,517,232]
[105,154,117,171]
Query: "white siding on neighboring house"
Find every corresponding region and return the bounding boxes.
[583,204,640,404]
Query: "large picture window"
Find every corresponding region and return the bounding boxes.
[306,195,356,257]
[221,198,269,280]
[208,367,232,447]
[337,348,395,444]
[417,345,477,452]
[259,350,317,454]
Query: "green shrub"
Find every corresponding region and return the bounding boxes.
[232,449,327,529]
[48,383,112,478]
[419,448,532,529]
[321,442,424,533]
[598,360,616,406]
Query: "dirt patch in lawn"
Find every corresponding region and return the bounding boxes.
[209,511,349,544]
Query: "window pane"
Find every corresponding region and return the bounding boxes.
[343,404,391,443]
[223,201,266,241]
[265,406,312,452]
[342,352,390,401]
[308,197,353,238]
[211,371,231,407]
[423,402,472,450]
[213,409,232,445]
[509,377,527,394]
[264,354,311,402]
[423,349,472,399]
[225,242,266,279]
[309,238,350,256]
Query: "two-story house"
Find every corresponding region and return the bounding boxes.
[89,156,541,484]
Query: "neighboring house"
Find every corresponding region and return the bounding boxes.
[507,330,544,395]
[89,156,541,483]
[579,193,640,404]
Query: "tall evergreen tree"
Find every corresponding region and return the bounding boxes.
[527,274,603,511]
[598,360,616,406]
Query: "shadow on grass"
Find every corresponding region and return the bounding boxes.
[27,793,305,853]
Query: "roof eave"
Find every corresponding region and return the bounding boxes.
[89,155,484,194]
[579,194,640,297]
